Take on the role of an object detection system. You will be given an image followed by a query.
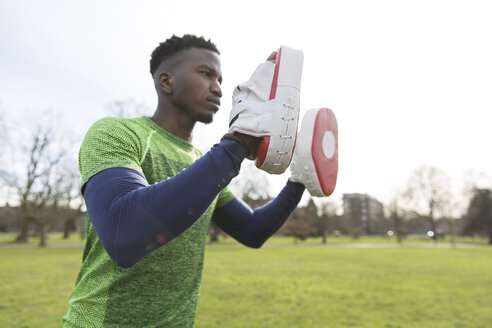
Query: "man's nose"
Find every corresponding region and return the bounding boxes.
[211,80,222,97]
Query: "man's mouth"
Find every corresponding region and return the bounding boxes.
[207,97,221,107]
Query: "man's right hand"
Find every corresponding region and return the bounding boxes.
[235,132,261,159]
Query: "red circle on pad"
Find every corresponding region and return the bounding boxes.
[311,108,338,196]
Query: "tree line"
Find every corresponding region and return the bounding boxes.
[1,104,491,246]
[230,163,492,245]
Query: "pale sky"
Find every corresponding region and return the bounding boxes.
[1,0,491,207]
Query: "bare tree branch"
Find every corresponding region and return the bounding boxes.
[1,110,81,245]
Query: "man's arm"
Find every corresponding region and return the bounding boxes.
[83,139,246,268]
[211,180,304,248]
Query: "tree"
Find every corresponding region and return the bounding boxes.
[8,123,62,243]
[312,198,338,244]
[0,110,81,246]
[19,124,66,245]
[0,108,11,202]
[404,165,453,241]
[229,161,272,204]
[59,166,85,239]
[386,189,408,243]
[228,161,272,223]
[463,188,492,244]
[280,207,315,243]
[106,99,151,118]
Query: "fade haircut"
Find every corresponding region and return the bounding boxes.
[149,34,220,76]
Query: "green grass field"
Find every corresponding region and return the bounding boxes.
[1,234,491,328]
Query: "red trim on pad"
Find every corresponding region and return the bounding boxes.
[257,47,282,168]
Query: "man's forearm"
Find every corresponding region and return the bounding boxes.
[212,180,305,248]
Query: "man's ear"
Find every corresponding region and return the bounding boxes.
[158,71,173,94]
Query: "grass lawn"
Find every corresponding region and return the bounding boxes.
[197,246,492,328]
[0,235,491,327]
[0,232,487,247]
[0,247,83,328]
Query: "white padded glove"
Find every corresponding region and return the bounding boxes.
[228,60,276,137]
[229,46,304,176]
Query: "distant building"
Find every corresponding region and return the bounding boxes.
[343,193,386,235]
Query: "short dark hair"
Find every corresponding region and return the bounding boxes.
[149,34,220,76]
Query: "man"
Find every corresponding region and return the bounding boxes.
[63,35,305,327]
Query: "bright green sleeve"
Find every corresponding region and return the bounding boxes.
[78,117,145,189]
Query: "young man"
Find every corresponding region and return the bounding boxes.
[63,35,305,327]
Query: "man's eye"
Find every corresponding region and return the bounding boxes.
[201,71,210,76]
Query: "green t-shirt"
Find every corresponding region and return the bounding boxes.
[63,116,234,328]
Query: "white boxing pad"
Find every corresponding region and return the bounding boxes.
[290,108,338,197]
[254,46,303,174]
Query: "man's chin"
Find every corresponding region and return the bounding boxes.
[196,113,214,124]
[186,108,215,124]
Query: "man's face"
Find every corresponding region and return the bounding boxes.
[167,47,222,124]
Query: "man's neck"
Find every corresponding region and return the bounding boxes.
[151,108,195,143]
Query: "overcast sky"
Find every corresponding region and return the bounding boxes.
[1,0,491,206]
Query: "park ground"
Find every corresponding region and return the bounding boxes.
[0,233,491,328]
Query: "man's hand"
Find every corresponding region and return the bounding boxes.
[235,133,261,159]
